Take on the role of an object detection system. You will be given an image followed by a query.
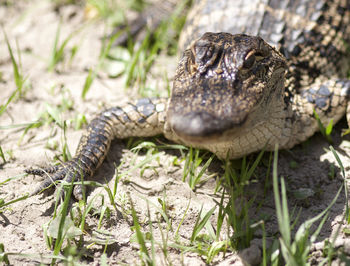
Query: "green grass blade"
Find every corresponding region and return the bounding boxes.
[0,147,6,164]
[0,194,29,210]
[48,21,61,71]
[138,195,170,226]
[45,103,62,128]
[325,119,333,136]
[272,145,291,246]
[175,197,191,241]
[0,121,42,130]
[313,110,325,133]
[329,146,345,178]
[245,147,265,181]
[80,193,101,231]
[3,28,23,89]
[313,110,333,143]
[195,154,215,183]
[0,243,10,264]
[190,205,216,243]
[280,177,290,245]
[52,178,74,264]
[329,146,349,222]
[0,87,21,117]
[0,29,24,116]
[81,27,121,99]
[130,199,152,265]
[216,188,226,240]
[81,68,95,99]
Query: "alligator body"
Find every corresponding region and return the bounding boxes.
[27,0,350,199]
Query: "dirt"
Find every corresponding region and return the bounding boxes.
[1,1,350,265]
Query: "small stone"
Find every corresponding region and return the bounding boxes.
[239,244,261,266]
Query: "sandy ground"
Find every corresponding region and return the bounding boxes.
[1,1,350,265]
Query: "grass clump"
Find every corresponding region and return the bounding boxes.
[182,148,215,190]
[103,0,190,96]
[218,150,265,250]
[270,145,346,265]
[0,29,29,117]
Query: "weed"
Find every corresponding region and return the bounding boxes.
[172,203,227,263]
[0,173,29,215]
[329,146,348,222]
[174,197,191,241]
[0,146,6,164]
[0,29,28,116]
[0,193,29,213]
[41,176,88,265]
[130,199,155,265]
[190,205,216,244]
[182,148,215,190]
[272,145,344,265]
[328,163,336,180]
[81,27,121,99]
[48,21,81,72]
[0,243,10,264]
[10,86,79,147]
[314,110,333,143]
[103,0,190,95]
[216,149,265,250]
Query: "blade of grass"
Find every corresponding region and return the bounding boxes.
[0,28,26,116]
[82,27,122,99]
[272,144,291,247]
[175,197,191,241]
[313,110,333,143]
[0,147,6,164]
[0,121,42,130]
[51,177,75,264]
[48,20,83,72]
[2,28,25,89]
[130,199,153,265]
[0,87,22,117]
[329,146,349,222]
[0,194,29,211]
[0,243,10,264]
[190,205,216,243]
[273,144,345,265]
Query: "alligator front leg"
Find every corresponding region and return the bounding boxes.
[284,78,350,149]
[26,98,168,200]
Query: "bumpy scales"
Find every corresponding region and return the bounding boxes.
[27,0,350,199]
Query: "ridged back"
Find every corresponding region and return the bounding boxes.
[180,0,350,82]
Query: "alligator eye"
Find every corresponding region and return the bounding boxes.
[243,53,256,69]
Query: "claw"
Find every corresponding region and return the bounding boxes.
[25,165,60,176]
[27,160,87,200]
[29,166,66,196]
[73,184,85,201]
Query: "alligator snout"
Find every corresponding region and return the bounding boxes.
[169,111,245,141]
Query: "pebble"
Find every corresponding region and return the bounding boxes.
[238,244,261,266]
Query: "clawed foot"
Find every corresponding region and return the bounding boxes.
[25,159,86,200]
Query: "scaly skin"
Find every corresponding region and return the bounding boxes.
[27,0,350,199]
[26,98,167,199]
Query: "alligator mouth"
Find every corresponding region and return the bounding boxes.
[169,111,247,142]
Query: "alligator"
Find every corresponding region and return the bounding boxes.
[26,0,350,200]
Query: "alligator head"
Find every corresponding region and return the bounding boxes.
[167,32,287,145]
